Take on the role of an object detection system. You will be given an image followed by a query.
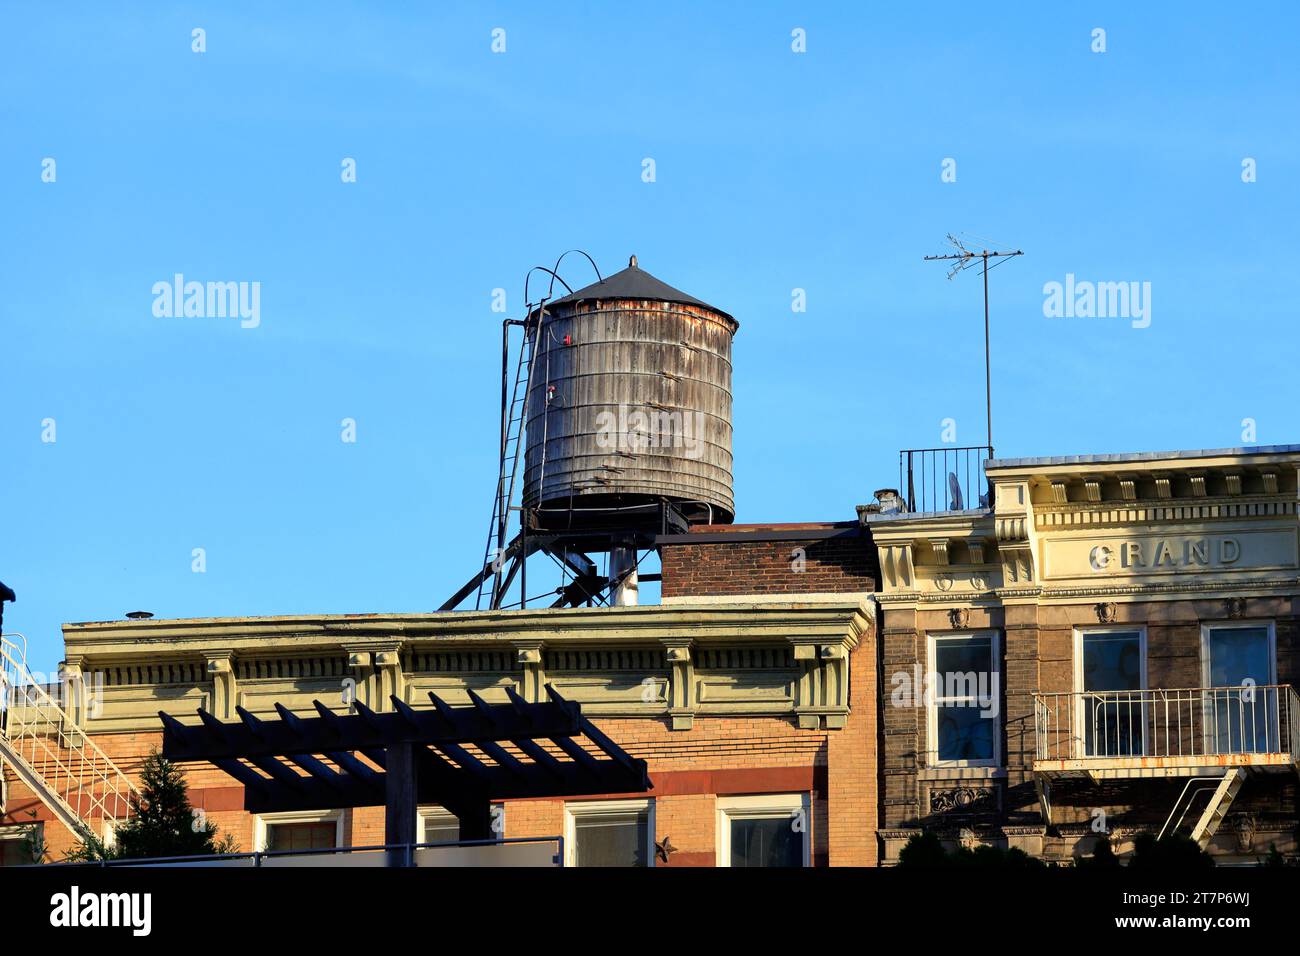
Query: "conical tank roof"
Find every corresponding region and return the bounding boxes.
[544,256,734,322]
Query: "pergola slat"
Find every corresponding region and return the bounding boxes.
[159,686,650,850]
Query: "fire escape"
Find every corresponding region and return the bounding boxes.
[1032,684,1300,848]
[0,633,138,842]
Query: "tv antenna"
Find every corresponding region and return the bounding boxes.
[923,233,1023,457]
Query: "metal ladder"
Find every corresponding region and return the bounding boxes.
[0,633,138,840]
[1159,768,1245,849]
[1190,768,1245,848]
[476,306,545,610]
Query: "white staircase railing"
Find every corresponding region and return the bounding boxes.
[0,633,138,840]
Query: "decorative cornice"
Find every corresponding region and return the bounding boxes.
[62,601,872,667]
[1033,496,1296,530]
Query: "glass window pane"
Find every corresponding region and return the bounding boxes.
[423,824,460,844]
[934,635,992,684]
[1082,632,1142,691]
[574,812,647,867]
[1209,628,1276,754]
[1081,631,1145,757]
[936,703,995,761]
[1209,627,1270,687]
[730,817,802,868]
[267,821,337,853]
[0,837,31,867]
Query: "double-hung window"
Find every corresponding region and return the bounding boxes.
[256,810,343,853]
[565,800,653,867]
[928,631,1000,767]
[717,794,810,867]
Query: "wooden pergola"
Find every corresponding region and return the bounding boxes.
[159,685,650,848]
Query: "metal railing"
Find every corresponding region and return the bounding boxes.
[899,446,992,514]
[39,835,565,868]
[1033,685,1300,764]
[0,633,139,837]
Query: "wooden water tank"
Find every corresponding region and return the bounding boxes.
[522,257,737,529]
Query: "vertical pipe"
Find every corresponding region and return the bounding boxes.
[492,319,511,608]
[983,252,993,457]
[610,538,639,606]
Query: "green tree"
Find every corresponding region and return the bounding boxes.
[65,749,237,862]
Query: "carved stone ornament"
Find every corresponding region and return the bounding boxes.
[930,786,996,815]
[947,608,969,629]
[1095,602,1117,624]
[1224,597,1248,620]
[1233,814,1256,853]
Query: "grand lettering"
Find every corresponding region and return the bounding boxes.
[1088,537,1239,572]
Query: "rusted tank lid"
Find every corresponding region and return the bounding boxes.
[545,256,734,321]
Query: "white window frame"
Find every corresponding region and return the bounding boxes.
[563,798,654,868]
[1072,625,1149,759]
[926,629,1002,768]
[253,809,344,853]
[716,793,811,868]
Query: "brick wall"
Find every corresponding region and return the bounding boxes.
[4,704,879,867]
[878,596,1300,861]
[661,523,878,598]
[501,707,874,866]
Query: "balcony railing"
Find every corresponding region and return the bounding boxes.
[1033,685,1300,769]
[898,446,992,514]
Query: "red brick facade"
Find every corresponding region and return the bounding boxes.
[660,523,878,598]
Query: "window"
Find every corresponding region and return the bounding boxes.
[255,811,343,853]
[0,825,42,867]
[418,807,461,845]
[1203,623,1278,754]
[717,794,810,868]
[928,631,1000,766]
[1077,629,1146,756]
[564,800,653,867]
[416,804,505,844]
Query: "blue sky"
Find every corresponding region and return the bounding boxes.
[3,3,1298,670]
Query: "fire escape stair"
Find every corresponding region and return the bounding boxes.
[1,634,139,841]
[1189,768,1245,849]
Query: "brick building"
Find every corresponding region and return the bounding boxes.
[0,522,877,867]
[3,444,1299,867]
[872,445,1300,864]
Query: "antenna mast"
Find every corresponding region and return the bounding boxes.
[923,234,1023,457]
